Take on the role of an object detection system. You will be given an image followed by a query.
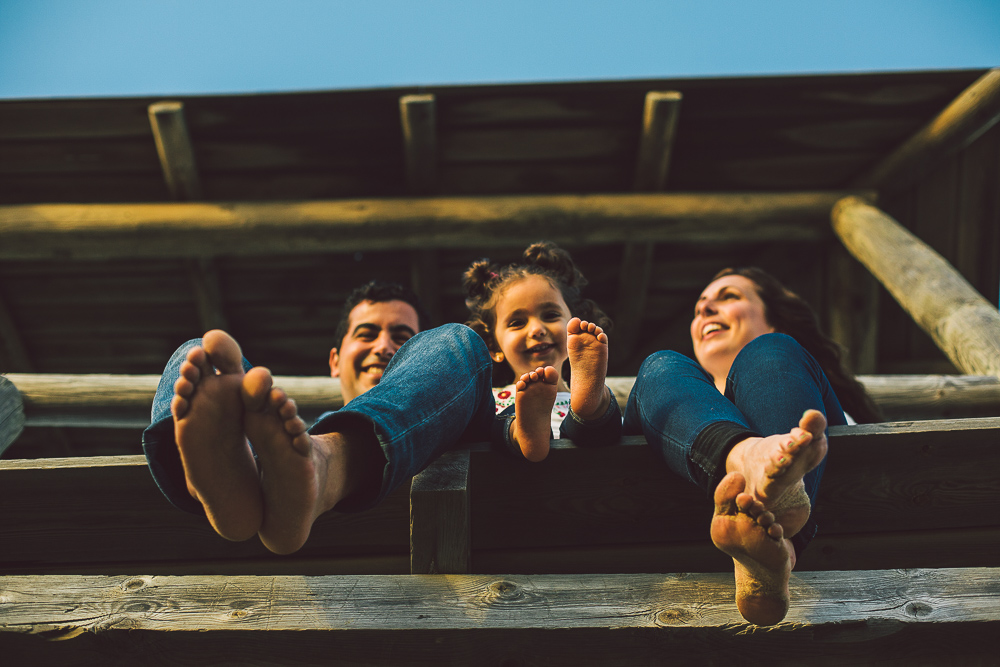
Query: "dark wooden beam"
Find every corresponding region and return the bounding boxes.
[410,249,442,325]
[825,244,879,374]
[0,191,870,260]
[400,94,437,195]
[0,289,32,372]
[612,243,655,355]
[148,101,202,201]
[410,450,470,574]
[832,196,1000,376]
[2,569,999,666]
[633,91,682,191]
[186,257,229,332]
[852,68,1000,192]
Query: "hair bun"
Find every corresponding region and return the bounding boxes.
[462,259,497,300]
[523,241,585,289]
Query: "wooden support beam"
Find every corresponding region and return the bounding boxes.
[826,244,879,374]
[0,375,25,456]
[410,450,471,574]
[0,191,870,260]
[833,196,1000,376]
[633,91,682,191]
[148,101,202,201]
[612,243,655,355]
[0,289,32,373]
[400,94,437,195]
[2,569,1000,665]
[5,372,999,430]
[410,249,442,325]
[186,257,229,332]
[852,68,1000,192]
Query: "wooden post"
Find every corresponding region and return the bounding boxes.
[633,91,682,191]
[410,449,470,574]
[400,94,437,195]
[826,245,879,374]
[852,68,1000,192]
[186,257,229,332]
[0,289,32,373]
[148,101,202,201]
[0,375,24,456]
[612,243,655,355]
[410,249,442,325]
[832,196,1000,376]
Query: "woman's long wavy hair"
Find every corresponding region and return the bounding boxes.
[713,267,883,424]
[463,241,611,387]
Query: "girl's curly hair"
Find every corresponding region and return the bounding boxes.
[463,241,611,386]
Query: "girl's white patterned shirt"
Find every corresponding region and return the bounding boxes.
[492,384,572,439]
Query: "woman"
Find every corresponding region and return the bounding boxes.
[624,267,880,625]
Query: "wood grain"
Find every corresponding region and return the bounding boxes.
[410,450,471,574]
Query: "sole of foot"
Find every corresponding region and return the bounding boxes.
[710,471,792,626]
[566,317,610,420]
[172,329,262,542]
[513,365,559,462]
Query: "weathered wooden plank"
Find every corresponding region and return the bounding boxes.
[1,570,998,667]
[832,197,1000,376]
[400,94,438,195]
[6,373,999,430]
[410,450,471,574]
[0,455,410,571]
[0,191,867,260]
[633,91,682,190]
[0,375,25,456]
[853,68,1000,192]
[147,101,202,201]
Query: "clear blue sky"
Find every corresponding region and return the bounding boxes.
[1,0,997,99]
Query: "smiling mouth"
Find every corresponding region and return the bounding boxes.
[362,365,386,381]
[526,343,554,355]
[701,323,727,338]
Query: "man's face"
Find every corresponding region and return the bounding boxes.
[330,299,421,403]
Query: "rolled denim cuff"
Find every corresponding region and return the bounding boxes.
[560,387,623,446]
[493,411,524,460]
[141,415,205,516]
[790,518,818,559]
[688,420,759,497]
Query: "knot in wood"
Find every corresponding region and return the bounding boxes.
[488,580,522,600]
[904,601,933,618]
[121,578,147,592]
[656,608,693,625]
[228,609,249,620]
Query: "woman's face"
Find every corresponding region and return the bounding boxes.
[690,275,775,380]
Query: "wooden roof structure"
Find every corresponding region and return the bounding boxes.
[3,68,1000,663]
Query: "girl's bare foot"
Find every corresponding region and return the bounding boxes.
[725,409,827,535]
[710,472,794,626]
[242,367,370,555]
[512,366,559,462]
[172,330,262,542]
[566,317,611,420]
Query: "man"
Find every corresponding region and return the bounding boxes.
[143,281,495,553]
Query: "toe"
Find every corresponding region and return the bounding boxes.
[203,330,244,374]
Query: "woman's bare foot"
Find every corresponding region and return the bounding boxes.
[242,367,373,554]
[566,317,611,420]
[512,366,559,462]
[711,472,794,626]
[725,409,827,534]
[172,330,262,542]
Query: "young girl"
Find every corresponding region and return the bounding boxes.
[463,242,622,461]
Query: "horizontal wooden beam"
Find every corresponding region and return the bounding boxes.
[0,191,870,260]
[7,373,997,430]
[2,570,999,665]
[852,67,1000,192]
[833,196,1000,377]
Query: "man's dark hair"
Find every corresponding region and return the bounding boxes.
[334,281,431,348]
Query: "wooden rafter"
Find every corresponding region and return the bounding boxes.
[400,94,437,195]
[852,67,1000,192]
[0,191,870,261]
[633,90,682,191]
[148,101,203,201]
[832,196,1000,376]
[186,257,229,333]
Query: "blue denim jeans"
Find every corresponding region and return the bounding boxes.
[143,323,496,514]
[623,333,845,554]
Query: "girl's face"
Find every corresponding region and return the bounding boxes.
[493,274,571,381]
[691,275,775,381]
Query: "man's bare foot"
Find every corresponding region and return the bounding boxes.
[512,366,559,462]
[172,330,262,542]
[725,409,827,535]
[242,367,370,554]
[711,472,794,626]
[567,317,611,420]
